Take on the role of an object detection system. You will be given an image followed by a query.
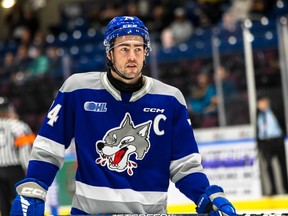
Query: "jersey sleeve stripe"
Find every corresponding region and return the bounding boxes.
[30,135,65,168]
[170,153,204,183]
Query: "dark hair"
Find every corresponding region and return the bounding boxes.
[257,93,269,101]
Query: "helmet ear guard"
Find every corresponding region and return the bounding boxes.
[104,16,152,55]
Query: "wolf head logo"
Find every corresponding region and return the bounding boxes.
[96,113,151,176]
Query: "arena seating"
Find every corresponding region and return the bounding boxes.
[0,0,287,130]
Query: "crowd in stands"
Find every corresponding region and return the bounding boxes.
[0,0,286,131]
[1,0,283,73]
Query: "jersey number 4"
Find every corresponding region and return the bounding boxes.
[47,104,62,126]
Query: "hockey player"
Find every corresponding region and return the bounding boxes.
[10,16,237,215]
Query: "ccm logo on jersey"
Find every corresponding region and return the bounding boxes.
[21,187,47,199]
[143,108,165,113]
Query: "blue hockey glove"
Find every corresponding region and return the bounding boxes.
[10,178,48,216]
[196,185,237,216]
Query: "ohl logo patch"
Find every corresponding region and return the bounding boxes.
[95,113,152,176]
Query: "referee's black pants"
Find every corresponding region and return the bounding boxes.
[0,165,25,216]
[258,137,288,195]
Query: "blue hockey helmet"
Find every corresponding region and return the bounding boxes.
[103,16,151,55]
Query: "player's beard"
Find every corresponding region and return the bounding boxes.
[113,60,143,82]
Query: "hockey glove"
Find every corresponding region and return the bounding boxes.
[10,178,48,216]
[196,185,237,216]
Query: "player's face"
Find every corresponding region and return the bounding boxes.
[109,35,146,83]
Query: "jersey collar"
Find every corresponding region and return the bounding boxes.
[101,72,153,102]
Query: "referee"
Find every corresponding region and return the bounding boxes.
[0,97,35,216]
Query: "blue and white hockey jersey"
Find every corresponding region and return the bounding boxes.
[26,71,210,214]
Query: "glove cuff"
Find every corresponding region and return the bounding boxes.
[206,185,226,203]
[16,178,48,201]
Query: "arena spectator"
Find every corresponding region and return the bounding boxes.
[99,2,124,26]
[12,45,32,82]
[256,94,288,195]
[146,3,172,44]
[125,2,139,17]
[46,46,63,78]
[187,71,217,128]
[26,46,49,77]
[169,7,194,44]
[4,2,25,41]
[161,28,175,49]
[213,65,237,104]
[0,52,16,82]
[195,0,230,27]
[17,27,33,47]
[221,0,252,31]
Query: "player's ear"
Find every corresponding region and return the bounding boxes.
[107,52,111,61]
[144,49,147,56]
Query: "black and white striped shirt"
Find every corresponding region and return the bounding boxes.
[0,118,35,169]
